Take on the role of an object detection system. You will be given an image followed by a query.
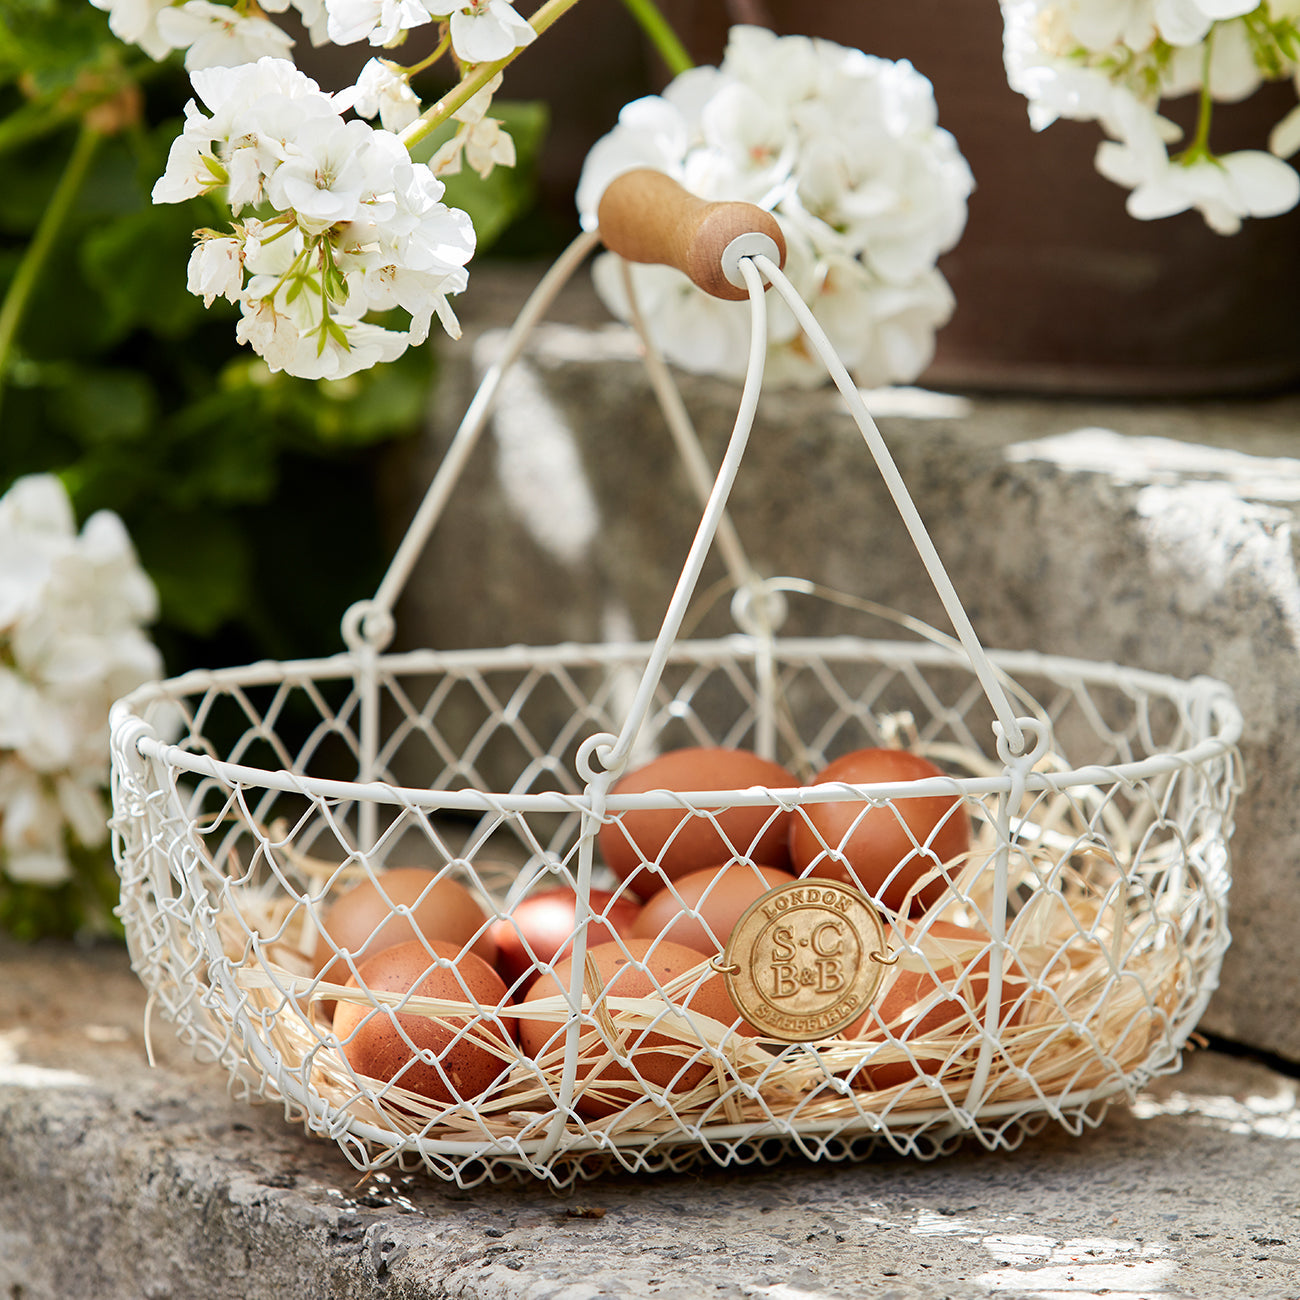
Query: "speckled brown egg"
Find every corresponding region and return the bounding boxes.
[518,938,754,1118]
[630,861,796,956]
[332,938,514,1104]
[842,920,1029,1091]
[312,867,495,1018]
[790,748,971,916]
[598,747,798,898]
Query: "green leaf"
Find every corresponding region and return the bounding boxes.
[134,506,254,637]
[209,349,433,450]
[0,0,118,96]
[318,349,431,441]
[0,125,78,229]
[47,363,157,442]
[157,386,285,508]
[81,201,211,341]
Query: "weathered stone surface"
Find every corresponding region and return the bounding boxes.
[3,937,1299,1300]
[376,265,1300,1065]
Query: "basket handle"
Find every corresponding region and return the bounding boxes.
[588,176,1030,766]
[597,169,786,301]
[349,172,1028,777]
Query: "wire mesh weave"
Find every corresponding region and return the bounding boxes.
[109,233,1242,1189]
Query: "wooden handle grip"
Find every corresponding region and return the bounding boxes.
[596,169,786,301]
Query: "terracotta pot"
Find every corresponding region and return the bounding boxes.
[658,1,1300,396]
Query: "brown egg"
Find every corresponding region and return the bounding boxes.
[842,920,1028,1091]
[631,862,796,955]
[489,887,642,996]
[790,748,971,916]
[333,939,514,1105]
[598,746,798,898]
[312,867,495,1019]
[518,938,754,1118]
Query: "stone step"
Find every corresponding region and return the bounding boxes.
[377,264,1300,1067]
[2,937,1297,1299]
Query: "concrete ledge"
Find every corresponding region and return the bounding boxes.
[378,264,1300,1065]
[3,937,1298,1299]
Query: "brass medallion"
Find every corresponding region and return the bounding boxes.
[721,879,889,1043]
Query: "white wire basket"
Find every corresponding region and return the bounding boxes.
[109,172,1242,1190]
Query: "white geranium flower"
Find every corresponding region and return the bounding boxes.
[1163,17,1264,100]
[151,120,224,204]
[426,72,516,178]
[718,25,825,110]
[1270,101,1300,159]
[428,115,516,179]
[325,0,432,47]
[591,256,755,381]
[696,81,795,197]
[265,115,384,228]
[0,471,75,545]
[187,234,245,305]
[190,51,328,119]
[236,284,410,379]
[1066,0,1158,51]
[2,764,72,884]
[343,58,422,132]
[578,26,969,389]
[856,270,958,389]
[380,162,476,270]
[56,776,110,852]
[451,71,502,125]
[424,0,536,64]
[0,475,161,889]
[151,57,476,378]
[75,511,160,628]
[1005,47,1129,133]
[155,0,296,70]
[88,0,175,61]
[1100,140,1300,231]
[1153,0,1257,46]
[1002,0,1300,230]
[260,0,332,46]
[152,58,339,209]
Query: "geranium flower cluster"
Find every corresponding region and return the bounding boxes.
[575,26,973,389]
[153,57,477,380]
[0,477,162,886]
[1002,0,1300,233]
[91,0,541,377]
[89,0,533,71]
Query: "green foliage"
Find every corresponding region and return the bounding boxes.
[0,0,549,938]
[0,837,125,942]
[0,3,547,650]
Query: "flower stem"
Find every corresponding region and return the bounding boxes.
[619,0,694,75]
[0,122,102,427]
[399,0,585,151]
[402,34,453,79]
[1187,33,1216,159]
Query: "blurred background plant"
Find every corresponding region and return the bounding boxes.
[6,0,1298,939]
[0,0,553,937]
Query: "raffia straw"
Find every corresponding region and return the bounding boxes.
[186,727,1223,1156]
[221,877,1195,1143]
[231,951,780,1131]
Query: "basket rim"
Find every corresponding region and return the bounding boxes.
[109,633,1243,813]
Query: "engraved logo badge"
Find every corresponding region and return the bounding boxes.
[721,879,889,1042]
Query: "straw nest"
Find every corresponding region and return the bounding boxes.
[176,735,1224,1172]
